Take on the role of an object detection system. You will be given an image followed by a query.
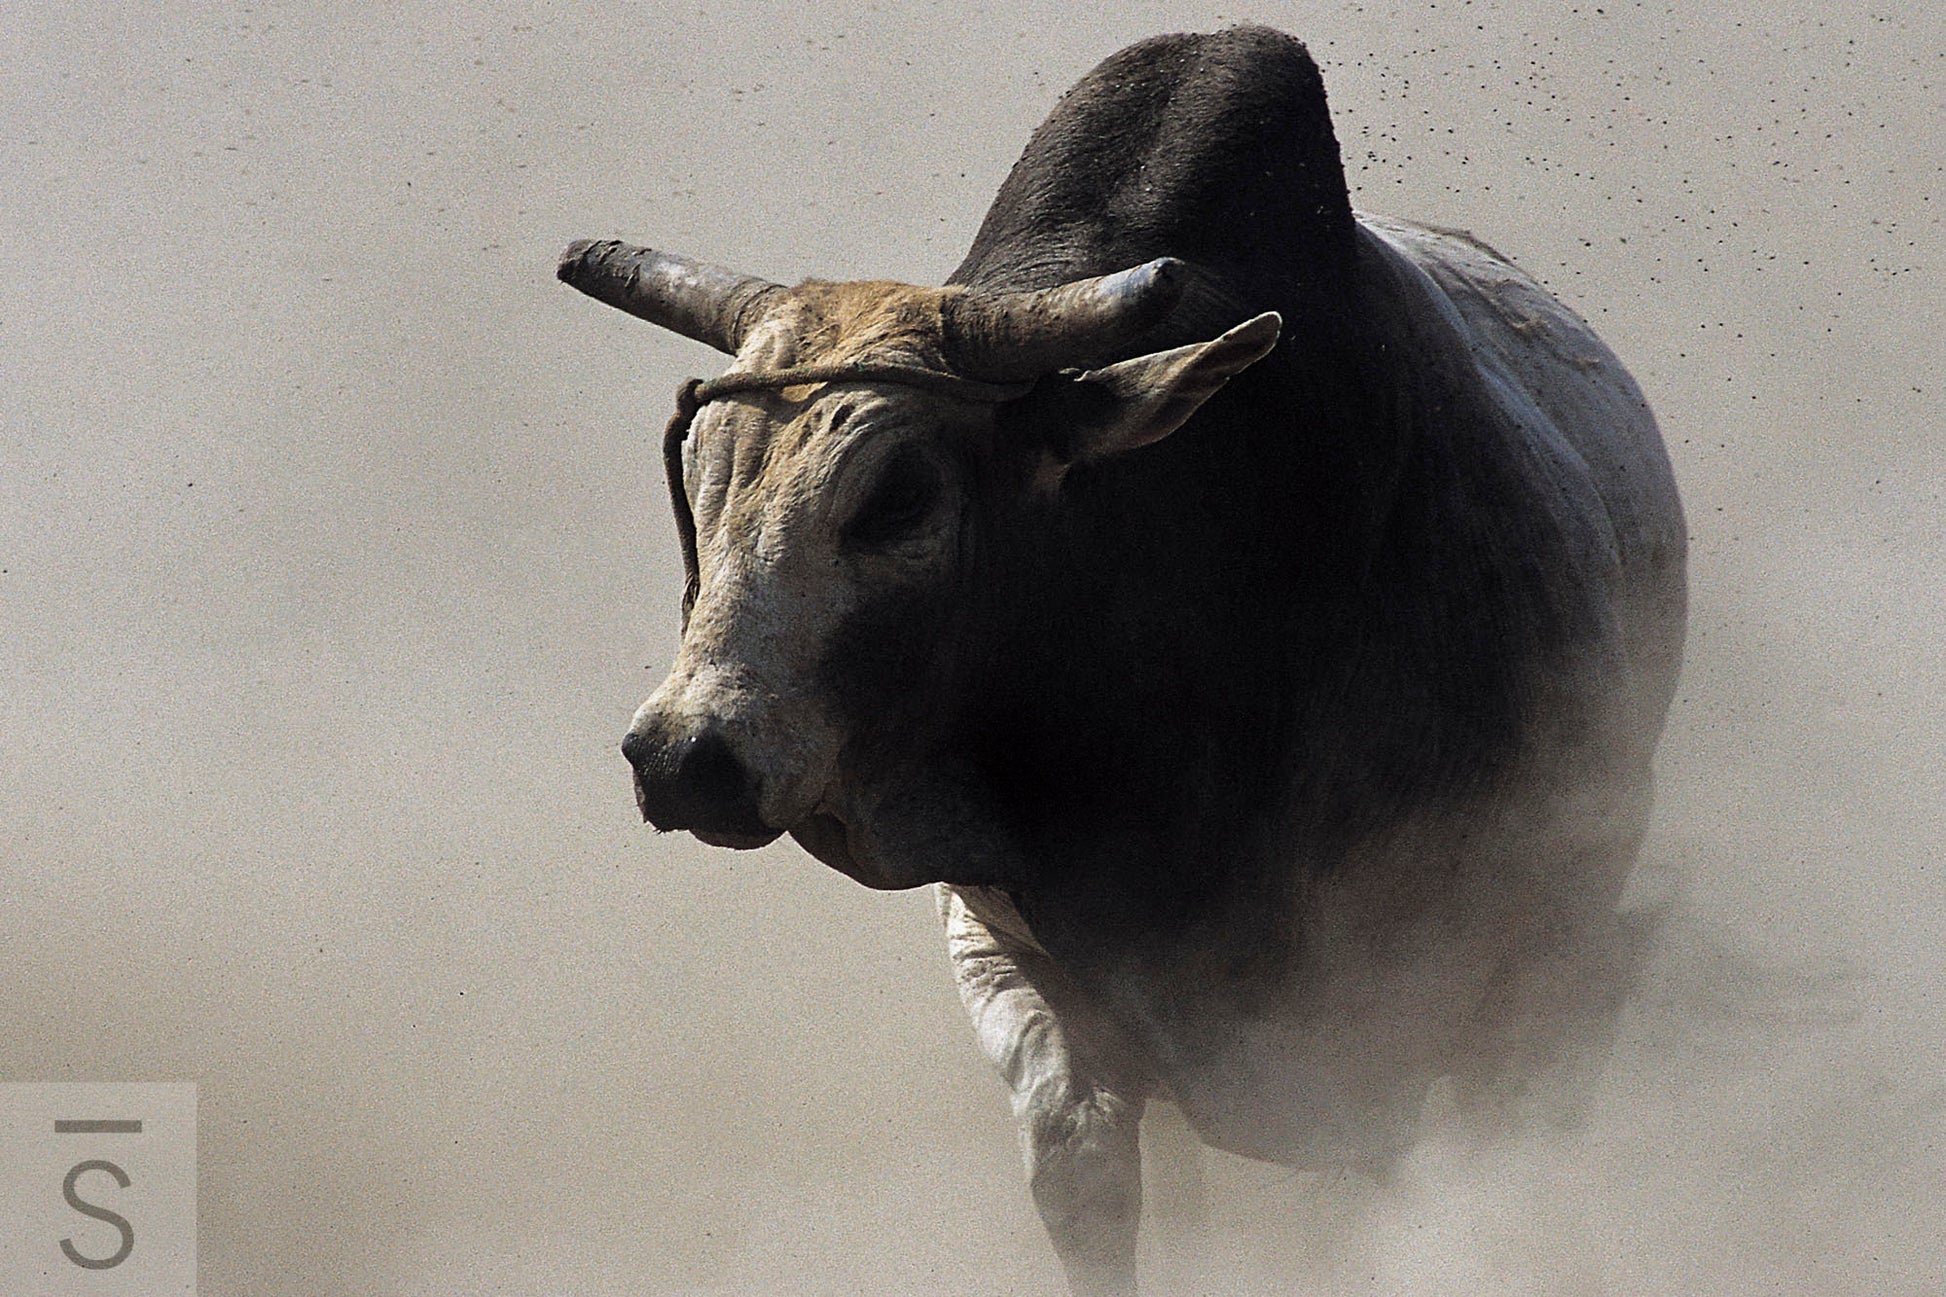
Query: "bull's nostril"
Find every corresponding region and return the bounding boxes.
[620,727,656,773]
[672,728,749,808]
[624,723,771,841]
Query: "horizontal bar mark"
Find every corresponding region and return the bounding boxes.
[55,1119,143,1135]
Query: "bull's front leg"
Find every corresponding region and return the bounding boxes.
[940,884,1151,1297]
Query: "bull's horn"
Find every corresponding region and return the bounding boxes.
[945,257,1189,381]
[558,240,784,355]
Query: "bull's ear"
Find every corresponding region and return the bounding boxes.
[1059,311,1281,465]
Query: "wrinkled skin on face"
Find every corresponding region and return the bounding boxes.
[620,278,1280,889]
[635,286,997,884]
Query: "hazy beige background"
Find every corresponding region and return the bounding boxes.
[3,2,1941,1293]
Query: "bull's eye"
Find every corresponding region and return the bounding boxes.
[845,450,944,550]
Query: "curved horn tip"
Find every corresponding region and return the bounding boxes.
[557,238,595,282]
[1117,256,1185,296]
[557,237,615,282]
[1104,257,1188,318]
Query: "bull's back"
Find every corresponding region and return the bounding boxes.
[1357,214,1687,749]
[1372,219,1680,548]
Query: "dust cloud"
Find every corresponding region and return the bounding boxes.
[2,3,1940,1293]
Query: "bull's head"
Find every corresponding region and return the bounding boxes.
[560,240,1278,889]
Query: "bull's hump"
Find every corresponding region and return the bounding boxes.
[953,26,1355,298]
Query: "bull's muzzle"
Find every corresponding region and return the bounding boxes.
[620,722,779,849]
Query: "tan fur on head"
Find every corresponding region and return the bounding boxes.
[778,281,958,371]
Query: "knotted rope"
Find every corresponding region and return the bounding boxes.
[659,363,1035,625]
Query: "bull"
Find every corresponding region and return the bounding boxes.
[559,26,1685,1296]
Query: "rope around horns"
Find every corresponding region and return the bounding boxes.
[660,363,1037,625]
